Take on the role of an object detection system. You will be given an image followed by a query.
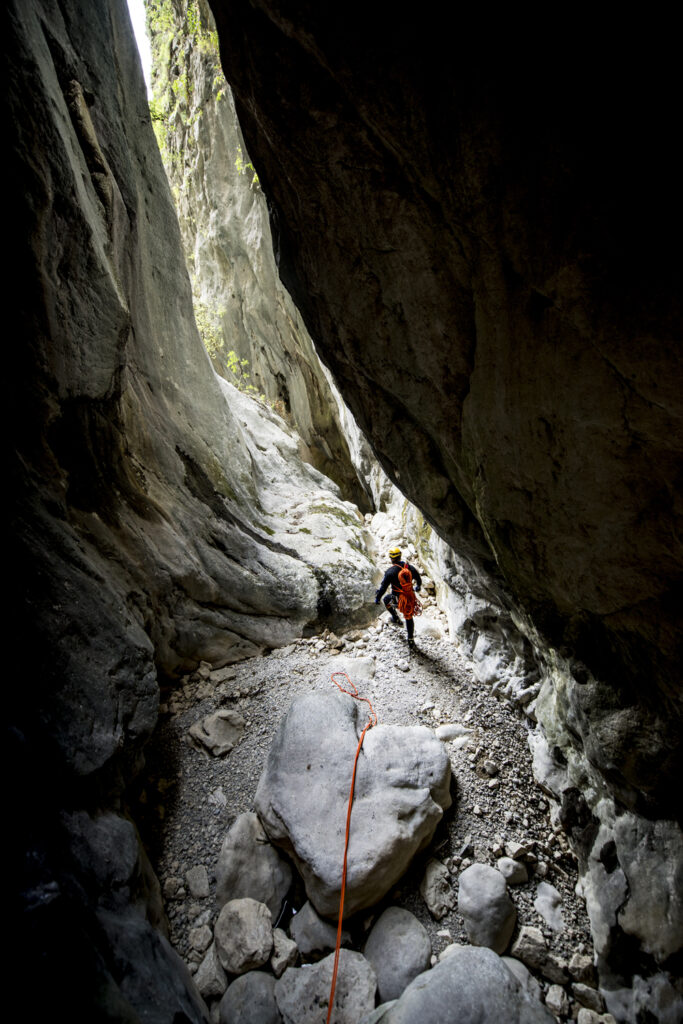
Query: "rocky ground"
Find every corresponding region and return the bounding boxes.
[134,541,605,1023]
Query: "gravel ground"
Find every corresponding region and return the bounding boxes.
[134,595,594,1013]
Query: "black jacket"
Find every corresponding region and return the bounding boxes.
[375,561,422,602]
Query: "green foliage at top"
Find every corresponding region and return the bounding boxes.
[146,0,223,165]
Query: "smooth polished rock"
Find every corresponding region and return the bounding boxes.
[363,907,432,1002]
[457,864,517,954]
[255,691,451,918]
[377,945,554,1023]
[216,812,292,919]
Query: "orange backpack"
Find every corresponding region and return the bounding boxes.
[397,561,422,620]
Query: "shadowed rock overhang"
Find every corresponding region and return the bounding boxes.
[208,0,683,817]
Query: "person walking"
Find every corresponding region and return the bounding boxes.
[375,546,422,647]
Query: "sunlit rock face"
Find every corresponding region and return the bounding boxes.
[147,0,372,509]
[209,2,682,818]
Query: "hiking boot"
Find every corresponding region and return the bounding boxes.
[390,613,402,625]
[407,637,416,649]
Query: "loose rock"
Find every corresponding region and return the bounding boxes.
[576,1012,618,1024]
[573,982,605,1013]
[435,723,470,740]
[194,943,227,1000]
[501,956,542,1002]
[189,924,213,953]
[290,900,350,957]
[378,945,554,1022]
[275,949,376,1024]
[510,926,568,984]
[419,858,455,920]
[569,952,597,985]
[186,865,210,899]
[364,907,432,1002]
[219,972,279,1024]
[271,927,298,978]
[545,983,569,1016]
[215,811,292,919]
[189,710,246,756]
[497,856,528,885]
[457,864,516,954]
[214,898,273,975]
[534,881,565,931]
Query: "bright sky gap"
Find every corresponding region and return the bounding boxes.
[126,0,152,97]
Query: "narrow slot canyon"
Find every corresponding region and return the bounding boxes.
[8,2,682,1023]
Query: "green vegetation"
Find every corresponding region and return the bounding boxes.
[235,145,261,190]
[193,300,224,359]
[146,0,223,164]
[308,503,360,528]
[193,298,274,408]
[225,349,258,395]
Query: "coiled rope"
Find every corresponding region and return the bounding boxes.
[397,560,422,621]
[326,671,378,1024]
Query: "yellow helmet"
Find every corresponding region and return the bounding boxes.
[388,546,401,558]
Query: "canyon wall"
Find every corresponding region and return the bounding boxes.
[7,0,375,1016]
[145,0,542,728]
[209,0,682,811]
[7,0,682,1018]
[146,0,372,509]
[207,2,683,1017]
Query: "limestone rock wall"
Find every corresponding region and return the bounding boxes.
[208,0,682,812]
[206,3,683,1017]
[146,0,371,510]
[7,0,375,1015]
[145,0,528,707]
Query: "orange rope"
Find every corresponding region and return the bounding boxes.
[326,671,377,1024]
[397,561,422,620]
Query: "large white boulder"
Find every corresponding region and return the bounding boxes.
[255,691,451,918]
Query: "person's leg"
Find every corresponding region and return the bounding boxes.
[384,594,401,623]
[406,617,415,645]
